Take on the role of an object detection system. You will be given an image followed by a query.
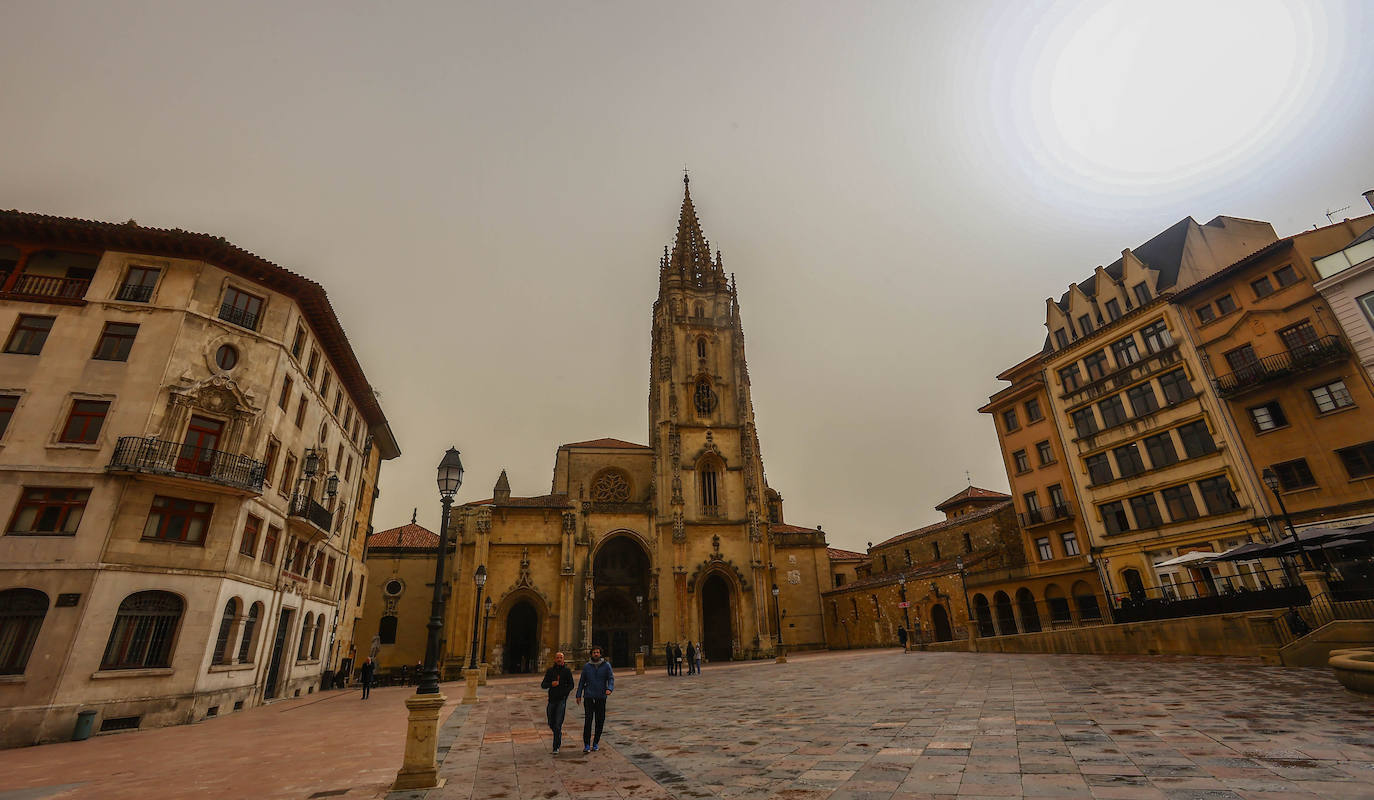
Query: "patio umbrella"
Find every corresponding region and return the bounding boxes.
[1214,541,1271,561]
[1153,551,1220,568]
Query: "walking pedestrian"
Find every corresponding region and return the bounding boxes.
[665,642,675,675]
[685,641,697,675]
[674,642,683,676]
[540,651,575,754]
[360,656,375,699]
[575,645,614,753]
[897,626,908,650]
[695,642,703,673]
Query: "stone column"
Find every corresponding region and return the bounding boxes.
[391,694,447,790]
[1299,570,1330,600]
[461,671,479,705]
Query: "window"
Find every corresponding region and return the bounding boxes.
[1251,276,1275,298]
[262,525,281,564]
[1198,476,1240,514]
[1035,537,1053,560]
[1061,531,1080,556]
[1126,383,1159,417]
[262,438,280,486]
[1112,335,1140,367]
[700,461,720,514]
[1336,441,1374,479]
[313,549,326,582]
[1177,421,1217,458]
[696,338,707,358]
[0,588,48,675]
[1072,407,1098,437]
[306,349,320,380]
[0,395,16,439]
[7,487,89,535]
[1086,453,1113,485]
[962,532,972,552]
[1195,304,1216,324]
[239,515,261,556]
[1162,485,1199,521]
[1132,282,1151,306]
[1249,401,1287,432]
[332,389,342,417]
[295,395,307,428]
[1215,294,1237,315]
[1002,409,1019,432]
[1143,432,1178,468]
[1059,364,1082,392]
[59,399,110,444]
[142,495,214,544]
[1360,292,1374,328]
[1113,443,1145,478]
[1077,314,1093,336]
[931,541,941,561]
[212,599,237,665]
[320,370,331,397]
[1140,320,1172,353]
[1098,395,1127,427]
[101,591,182,670]
[1024,491,1041,514]
[1012,449,1030,473]
[343,405,354,432]
[694,378,717,414]
[280,453,297,498]
[1054,328,1070,349]
[237,603,261,664]
[219,287,264,330]
[1271,459,1316,491]
[344,454,354,482]
[5,315,55,355]
[1279,320,1319,353]
[1104,298,1122,321]
[904,548,912,566]
[279,376,292,411]
[1084,350,1108,381]
[214,344,238,371]
[1024,398,1043,422]
[93,322,139,361]
[291,324,307,360]
[1100,501,1129,535]
[1274,264,1299,287]
[1048,484,1067,510]
[1036,440,1054,465]
[287,538,308,576]
[1225,344,1259,376]
[1159,369,1193,405]
[1129,493,1163,529]
[298,613,314,660]
[379,615,398,645]
[117,266,160,302]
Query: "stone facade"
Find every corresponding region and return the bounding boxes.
[0,212,398,747]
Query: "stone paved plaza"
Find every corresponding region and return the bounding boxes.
[2,649,1373,800]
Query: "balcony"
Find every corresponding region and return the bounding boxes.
[1018,504,1073,529]
[0,273,90,304]
[1214,336,1347,397]
[289,493,335,535]
[108,436,266,493]
[218,302,261,331]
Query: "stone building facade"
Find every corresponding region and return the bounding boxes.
[0,212,398,747]
[355,519,440,674]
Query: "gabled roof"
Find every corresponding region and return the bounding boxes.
[559,438,650,450]
[872,501,1013,551]
[462,494,573,509]
[822,551,996,594]
[770,523,822,534]
[367,523,438,550]
[826,547,866,561]
[934,486,1011,511]
[1055,217,1194,309]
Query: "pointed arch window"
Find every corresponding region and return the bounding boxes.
[694,378,717,415]
[0,588,48,675]
[699,459,721,518]
[696,337,707,359]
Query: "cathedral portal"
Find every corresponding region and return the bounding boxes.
[502,601,539,673]
[591,536,651,669]
[701,573,734,662]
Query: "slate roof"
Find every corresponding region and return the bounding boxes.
[367,523,439,549]
[1054,216,1194,309]
[560,438,650,450]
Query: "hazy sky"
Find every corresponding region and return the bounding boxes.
[3,1,1373,553]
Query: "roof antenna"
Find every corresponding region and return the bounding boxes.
[411,507,417,524]
[1325,204,1351,224]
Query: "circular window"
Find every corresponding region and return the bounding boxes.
[384,579,403,596]
[214,344,239,370]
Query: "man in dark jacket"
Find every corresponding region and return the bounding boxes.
[664,642,675,675]
[685,642,697,675]
[540,651,575,754]
[360,657,375,699]
[575,646,614,752]
[673,642,684,676]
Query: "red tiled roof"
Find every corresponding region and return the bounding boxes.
[559,438,650,450]
[0,210,398,458]
[770,523,821,534]
[367,523,438,549]
[822,551,996,595]
[462,494,573,509]
[934,486,1010,511]
[826,547,866,561]
[871,501,1013,551]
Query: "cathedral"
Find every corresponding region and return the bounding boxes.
[432,178,834,672]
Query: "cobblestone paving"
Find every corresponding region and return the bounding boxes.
[416,649,1374,800]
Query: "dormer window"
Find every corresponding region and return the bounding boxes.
[1054,328,1069,349]
[1132,282,1152,306]
[1105,299,1122,321]
[1077,314,1093,336]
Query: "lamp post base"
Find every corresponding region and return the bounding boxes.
[461,670,480,704]
[634,652,645,675]
[391,694,447,791]
[775,645,787,664]
[478,663,488,686]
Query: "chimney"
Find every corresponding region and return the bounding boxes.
[1364,189,1374,212]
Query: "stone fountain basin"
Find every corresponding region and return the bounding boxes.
[1329,648,1374,696]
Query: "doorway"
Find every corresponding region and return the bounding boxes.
[592,536,650,667]
[178,414,224,475]
[264,608,293,700]
[701,573,733,662]
[502,601,539,674]
[931,604,953,642]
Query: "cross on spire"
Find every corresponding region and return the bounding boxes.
[662,174,726,289]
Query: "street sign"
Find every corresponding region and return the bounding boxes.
[897,601,910,608]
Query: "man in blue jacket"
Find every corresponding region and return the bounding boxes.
[574,645,614,753]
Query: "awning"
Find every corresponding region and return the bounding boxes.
[1316,537,1369,549]
[1153,551,1220,568]
[1214,541,1271,561]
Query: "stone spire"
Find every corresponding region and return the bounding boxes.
[663,174,725,289]
[493,469,511,503]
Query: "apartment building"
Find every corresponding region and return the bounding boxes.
[0,211,399,746]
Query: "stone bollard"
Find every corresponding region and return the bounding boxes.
[392,693,447,790]
[461,670,479,705]
[634,652,645,675]
[478,663,488,686]
[775,645,787,664]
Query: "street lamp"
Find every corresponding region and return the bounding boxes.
[771,583,785,663]
[468,565,487,669]
[417,447,463,695]
[897,574,912,653]
[303,448,321,478]
[481,596,493,665]
[325,472,340,500]
[635,594,644,651]
[956,555,974,639]
[1262,468,1314,573]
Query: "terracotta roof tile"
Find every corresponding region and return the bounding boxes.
[826,547,866,561]
[871,501,1013,550]
[367,523,438,550]
[822,551,996,594]
[934,486,1011,511]
[559,438,650,450]
[462,494,573,508]
[770,523,822,534]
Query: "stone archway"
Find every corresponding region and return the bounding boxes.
[592,535,651,669]
[502,601,539,674]
[931,604,953,642]
[700,573,734,662]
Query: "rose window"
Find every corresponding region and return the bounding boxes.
[591,471,631,502]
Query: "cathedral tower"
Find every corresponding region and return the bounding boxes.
[649,176,776,660]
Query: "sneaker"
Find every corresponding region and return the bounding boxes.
[552,747,560,755]
[583,745,591,753]
[591,743,599,752]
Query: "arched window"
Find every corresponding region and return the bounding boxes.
[694,303,705,318]
[0,588,48,675]
[312,618,325,660]
[211,598,238,665]
[1122,568,1146,601]
[693,378,717,414]
[379,615,398,645]
[696,338,707,359]
[102,591,182,670]
[236,602,262,664]
[1044,584,1071,623]
[699,460,720,517]
[297,613,313,660]
[1072,581,1102,621]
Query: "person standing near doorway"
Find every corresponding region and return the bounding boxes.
[685,641,697,675]
[695,642,703,673]
[540,651,575,754]
[664,642,675,675]
[674,642,684,676]
[575,646,614,752]
[360,657,375,699]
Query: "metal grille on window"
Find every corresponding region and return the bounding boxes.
[694,379,717,414]
[0,588,48,675]
[101,591,182,670]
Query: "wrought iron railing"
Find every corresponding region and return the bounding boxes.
[289,493,334,532]
[1018,505,1072,529]
[5,273,90,301]
[1214,336,1347,396]
[116,283,155,302]
[108,436,266,492]
[218,302,261,331]
[1108,564,1305,624]
[1274,592,1374,647]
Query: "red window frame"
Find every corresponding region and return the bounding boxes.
[324,556,336,586]
[7,487,91,535]
[240,515,261,556]
[262,525,281,564]
[59,399,110,444]
[220,286,264,330]
[142,495,214,544]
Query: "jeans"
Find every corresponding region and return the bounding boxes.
[582,697,606,746]
[546,698,567,750]
[361,678,371,699]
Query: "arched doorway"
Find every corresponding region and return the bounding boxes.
[1015,588,1042,633]
[993,591,1017,635]
[972,594,994,637]
[701,573,733,662]
[502,601,539,674]
[592,535,650,668]
[1122,569,1146,601]
[930,604,953,642]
